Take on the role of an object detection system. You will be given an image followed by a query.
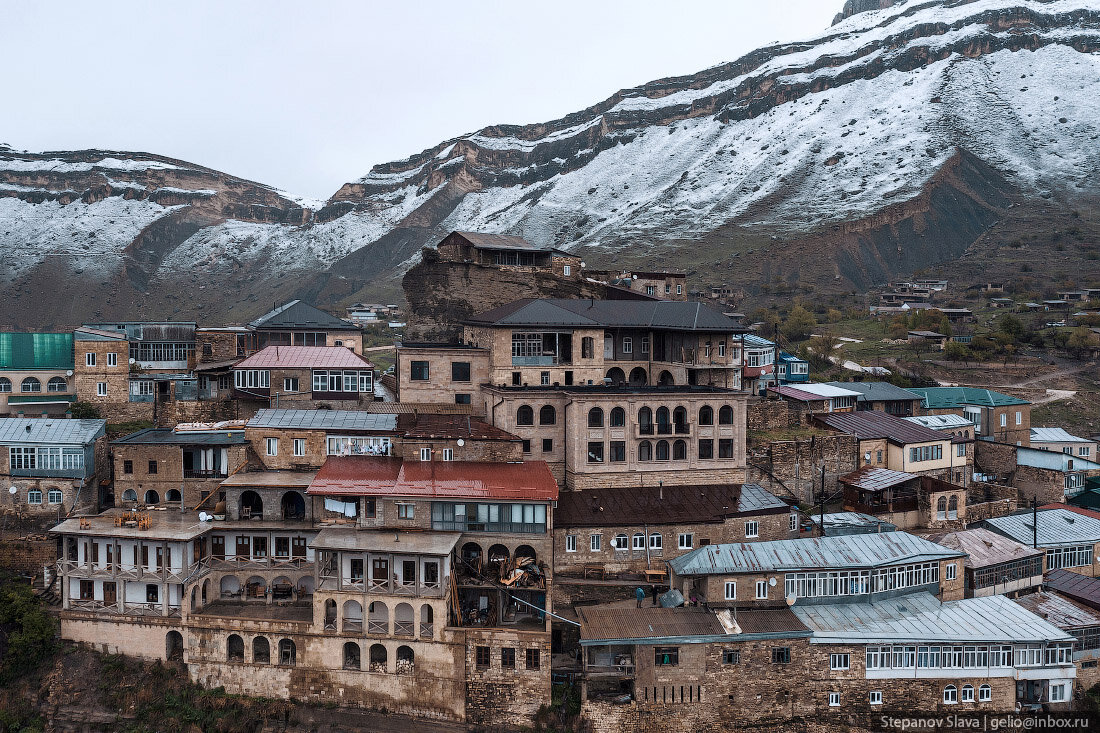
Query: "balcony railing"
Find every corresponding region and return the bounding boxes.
[394,621,415,637]
[420,622,434,639]
[183,469,226,479]
[367,619,388,635]
[343,619,363,633]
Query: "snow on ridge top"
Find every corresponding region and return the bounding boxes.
[0,156,181,173]
[466,117,604,151]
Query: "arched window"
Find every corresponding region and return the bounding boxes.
[342,600,363,632]
[369,643,387,672]
[656,440,670,461]
[632,533,645,550]
[655,407,670,433]
[395,603,415,636]
[420,604,434,638]
[943,685,957,704]
[609,407,626,427]
[936,496,947,520]
[612,533,629,551]
[27,489,42,504]
[368,601,389,634]
[978,684,991,702]
[588,407,604,428]
[227,634,245,662]
[961,684,974,703]
[323,598,337,630]
[144,490,160,505]
[947,495,958,520]
[673,407,688,433]
[657,370,674,386]
[699,406,714,425]
[121,488,137,502]
[396,645,415,674]
[166,630,183,661]
[516,405,534,426]
[165,489,181,503]
[638,407,653,434]
[673,440,687,460]
[539,405,556,425]
[606,367,625,385]
[628,367,648,386]
[253,636,270,663]
[220,576,240,597]
[47,489,62,504]
[0,377,10,393]
[21,377,41,393]
[47,377,68,392]
[718,405,734,425]
[281,491,305,520]
[638,441,652,462]
[343,641,361,670]
[278,639,296,666]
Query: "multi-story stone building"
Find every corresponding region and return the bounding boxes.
[230,300,363,357]
[909,387,1031,446]
[0,418,106,516]
[436,230,581,280]
[0,332,76,417]
[244,409,398,470]
[925,527,1044,598]
[982,507,1100,578]
[232,346,375,410]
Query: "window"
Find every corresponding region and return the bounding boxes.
[978,685,991,702]
[441,448,454,461]
[397,503,415,520]
[532,405,555,427]
[724,581,736,600]
[1046,545,1092,570]
[677,285,682,295]
[755,580,768,599]
[265,438,278,456]
[945,563,957,581]
[0,377,9,393]
[587,442,604,463]
[565,535,577,552]
[869,691,883,706]
[454,393,471,405]
[501,647,516,669]
[612,534,629,551]
[1081,446,1091,457]
[718,342,726,357]
[698,439,713,459]
[563,265,571,276]
[233,370,269,389]
[790,512,799,532]
[654,648,679,666]
[943,685,958,705]
[293,439,305,457]
[148,460,158,475]
[475,646,490,669]
[638,440,652,461]
[609,441,626,462]
[46,377,67,392]
[451,361,471,382]
[640,337,649,354]
[830,653,850,670]
[542,438,553,453]
[1015,411,1022,426]
[27,489,42,504]
[410,361,429,381]
[677,533,693,550]
[745,521,759,539]
[522,439,531,454]
[609,407,625,427]
[516,405,534,426]
[828,692,840,707]
[540,371,550,386]
[1049,683,1068,703]
[107,352,118,367]
[419,447,432,461]
[957,443,966,457]
[588,407,604,428]
[85,352,96,367]
[79,579,94,599]
[961,685,974,703]
[632,533,645,550]
[96,382,107,396]
[590,534,602,552]
[512,371,521,385]
[525,648,540,670]
[581,337,594,359]
[655,440,670,461]
[123,460,133,474]
[699,406,713,425]
[772,647,790,664]
[719,439,734,459]
[21,377,41,393]
[622,337,632,354]
[718,405,734,425]
[722,649,739,665]
[649,533,662,550]
[282,377,299,392]
[146,584,159,603]
[1000,413,1007,428]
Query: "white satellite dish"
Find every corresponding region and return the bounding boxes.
[8,486,17,495]
[456,439,465,447]
[66,370,74,377]
[128,357,136,365]
[785,593,796,607]
[768,577,777,587]
[632,274,638,280]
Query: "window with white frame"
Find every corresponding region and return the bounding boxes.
[1015,411,1022,426]
[945,563,957,581]
[1046,545,1091,569]
[565,535,577,552]
[85,352,96,367]
[830,653,850,670]
[441,448,454,461]
[47,489,62,504]
[283,377,299,392]
[420,447,431,462]
[978,684,991,702]
[1000,413,1007,428]
[828,692,840,707]
[265,437,278,456]
[677,533,693,550]
[961,685,974,703]
[234,369,270,389]
[724,581,736,600]
[632,533,645,550]
[563,265,571,276]
[869,691,883,706]
[789,512,798,532]
[590,534,601,552]
[649,533,662,550]
[27,489,42,504]
[107,352,117,367]
[1081,446,1091,457]
[130,380,154,396]
[745,521,759,538]
[293,439,305,457]
[957,443,966,457]
[612,534,629,551]
[755,580,768,599]
[1066,474,1085,491]
[718,342,726,357]
[622,337,632,354]
[943,685,958,704]
[1049,683,1068,703]
[96,382,107,397]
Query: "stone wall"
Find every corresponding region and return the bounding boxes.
[747,398,793,432]
[463,628,551,728]
[747,435,859,504]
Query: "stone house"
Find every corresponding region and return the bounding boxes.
[982,507,1100,578]
[0,418,106,516]
[925,527,1044,598]
[909,387,1031,447]
[553,483,797,575]
[232,346,375,410]
[768,383,859,416]
[814,410,968,481]
[0,331,76,417]
[393,413,522,464]
[233,300,363,356]
[1030,427,1096,461]
[394,342,490,407]
[825,381,923,417]
[591,270,687,300]
[976,441,1100,504]
[436,230,581,280]
[244,409,398,471]
[1015,589,1100,692]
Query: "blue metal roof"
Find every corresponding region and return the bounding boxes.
[0,418,105,445]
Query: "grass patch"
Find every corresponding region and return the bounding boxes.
[749,425,834,443]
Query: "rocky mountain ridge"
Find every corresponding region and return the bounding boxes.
[2,0,1100,326]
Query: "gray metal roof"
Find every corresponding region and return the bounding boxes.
[793,592,1074,645]
[924,527,1042,569]
[248,300,357,331]
[0,418,105,445]
[247,409,398,432]
[1031,427,1091,444]
[111,428,247,446]
[311,527,460,555]
[903,414,975,431]
[738,482,790,513]
[1014,591,1100,631]
[815,410,948,446]
[465,298,746,333]
[982,508,1100,548]
[1015,447,1100,472]
[815,512,897,536]
[669,531,963,576]
[824,381,923,403]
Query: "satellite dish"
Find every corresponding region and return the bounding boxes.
[632,274,638,280]
[456,439,465,447]
[66,370,74,377]
[768,577,777,587]
[8,486,17,495]
[786,593,796,607]
[580,262,586,268]
[128,358,136,365]
[199,511,211,522]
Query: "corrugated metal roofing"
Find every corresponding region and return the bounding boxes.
[982,508,1100,548]
[817,512,897,535]
[1014,591,1100,631]
[1016,447,1100,472]
[742,334,775,348]
[0,418,105,445]
[111,428,246,446]
[824,381,923,403]
[248,300,357,331]
[909,387,1030,409]
[73,326,126,342]
[924,527,1042,569]
[839,467,918,492]
[1031,427,1091,444]
[556,483,787,528]
[793,592,1073,645]
[777,383,860,399]
[903,414,975,431]
[815,410,948,446]
[1045,569,1100,610]
[396,413,518,441]
[0,333,74,370]
[465,298,745,333]
[669,531,963,576]
[579,607,728,642]
[308,457,559,502]
[448,231,539,251]
[234,346,373,370]
[247,409,397,432]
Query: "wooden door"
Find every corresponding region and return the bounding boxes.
[103,582,117,606]
[235,535,250,559]
[291,537,306,559]
[211,536,225,560]
[371,557,389,580]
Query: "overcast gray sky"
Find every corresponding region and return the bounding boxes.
[2,1,839,199]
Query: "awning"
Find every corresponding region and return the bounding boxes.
[7,394,77,405]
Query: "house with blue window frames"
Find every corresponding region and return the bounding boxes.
[0,417,106,515]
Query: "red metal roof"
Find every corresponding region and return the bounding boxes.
[308,456,559,501]
[234,346,374,370]
[815,410,948,446]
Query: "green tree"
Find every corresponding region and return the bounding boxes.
[1067,327,1096,360]
[781,305,817,343]
[69,402,102,420]
[998,313,1025,340]
[0,574,57,684]
[944,342,971,363]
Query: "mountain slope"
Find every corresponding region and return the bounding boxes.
[3,0,1100,326]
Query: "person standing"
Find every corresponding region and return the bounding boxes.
[635,586,646,608]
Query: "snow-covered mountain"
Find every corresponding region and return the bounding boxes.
[3,0,1100,326]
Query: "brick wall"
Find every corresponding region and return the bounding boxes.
[463,628,551,728]
[395,347,490,405]
[747,435,859,504]
[747,398,794,432]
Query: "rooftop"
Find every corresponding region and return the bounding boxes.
[445,231,540,251]
[824,381,923,403]
[0,418,105,445]
[396,413,519,442]
[1031,427,1091,444]
[309,457,559,502]
[1016,447,1100,473]
[839,467,918,493]
[234,346,373,370]
[112,427,246,446]
[1045,569,1100,610]
[903,414,976,431]
[248,300,357,331]
[815,512,897,536]
[909,387,1030,409]
[578,606,809,645]
[247,409,397,432]
[50,508,210,541]
[793,592,1072,645]
[481,384,741,396]
[556,483,787,529]
[1014,591,1100,631]
[311,528,461,555]
[465,298,746,333]
[924,527,1042,569]
[982,507,1100,548]
[220,471,316,489]
[814,410,947,446]
[0,332,74,371]
[669,531,963,576]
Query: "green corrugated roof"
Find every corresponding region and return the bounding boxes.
[0,333,75,370]
[6,394,77,404]
[909,387,1030,409]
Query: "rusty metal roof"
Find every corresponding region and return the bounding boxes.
[556,483,787,528]
[1045,569,1100,610]
[733,608,810,635]
[234,346,373,370]
[1014,591,1100,631]
[924,527,1042,569]
[579,606,727,642]
[815,410,948,446]
[396,413,520,442]
[308,456,559,502]
[839,467,918,492]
